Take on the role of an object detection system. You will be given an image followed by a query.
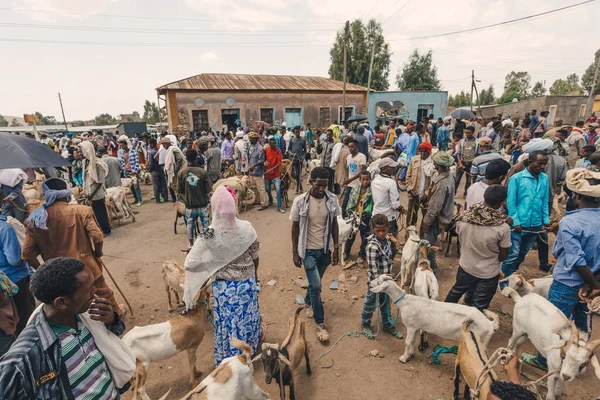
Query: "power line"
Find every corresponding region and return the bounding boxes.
[380,0,412,24]
[393,0,596,41]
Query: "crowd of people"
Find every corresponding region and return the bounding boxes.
[0,108,599,399]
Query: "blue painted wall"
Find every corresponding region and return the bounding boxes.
[367,91,448,126]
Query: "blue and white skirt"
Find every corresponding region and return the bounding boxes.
[212,276,261,366]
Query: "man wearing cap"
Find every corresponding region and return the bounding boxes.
[455,126,479,197]
[470,137,503,182]
[405,142,434,229]
[422,152,455,274]
[522,168,600,370]
[247,132,269,211]
[371,158,403,237]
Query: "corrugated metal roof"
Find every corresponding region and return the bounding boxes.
[157,73,368,92]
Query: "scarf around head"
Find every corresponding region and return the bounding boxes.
[27,179,72,230]
[456,203,508,226]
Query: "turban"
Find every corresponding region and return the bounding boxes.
[432,151,454,167]
[418,142,432,154]
[522,138,553,153]
[248,132,260,140]
[566,168,600,199]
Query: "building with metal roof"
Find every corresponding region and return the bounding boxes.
[156,73,368,133]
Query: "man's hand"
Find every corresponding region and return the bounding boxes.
[293,253,302,268]
[513,225,522,233]
[88,296,115,324]
[332,247,339,265]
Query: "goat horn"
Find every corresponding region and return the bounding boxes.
[278,353,293,367]
[586,339,600,352]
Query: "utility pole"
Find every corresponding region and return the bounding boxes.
[341,20,349,124]
[586,56,600,120]
[366,42,376,115]
[58,92,68,131]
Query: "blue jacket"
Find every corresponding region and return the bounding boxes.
[506,169,550,228]
[0,216,29,284]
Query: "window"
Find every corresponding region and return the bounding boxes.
[260,108,274,125]
[192,110,208,132]
[319,107,331,128]
[338,106,354,122]
[579,104,587,118]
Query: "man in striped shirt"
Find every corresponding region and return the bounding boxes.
[0,257,130,399]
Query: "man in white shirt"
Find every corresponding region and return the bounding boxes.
[371,158,403,237]
[341,139,367,217]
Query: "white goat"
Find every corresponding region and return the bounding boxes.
[337,212,361,267]
[413,245,439,351]
[498,273,552,298]
[503,288,600,400]
[165,339,270,400]
[369,275,499,363]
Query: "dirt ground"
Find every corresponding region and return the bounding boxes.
[107,180,600,400]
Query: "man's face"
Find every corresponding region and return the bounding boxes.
[348,142,358,155]
[418,149,430,159]
[372,223,389,241]
[529,154,549,174]
[310,178,328,197]
[359,174,371,187]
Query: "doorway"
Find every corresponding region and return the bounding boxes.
[285,107,302,128]
[221,109,240,132]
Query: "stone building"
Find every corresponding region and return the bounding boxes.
[156,73,368,134]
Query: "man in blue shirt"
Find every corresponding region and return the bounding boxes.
[0,216,34,335]
[501,151,550,277]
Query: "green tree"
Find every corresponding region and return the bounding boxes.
[503,71,531,99]
[531,81,547,98]
[549,73,583,95]
[448,90,471,107]
[0,114,8,127]
[10,118,21,127]
[395,49,441,91]
[142,100,163,124]
[328,19,391,91]
[497,91,521,104]
[582,49,600,95]
[477,85,495,105]
[34,111,57,125]
[94,113,117,125]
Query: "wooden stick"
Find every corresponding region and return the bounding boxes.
[97,257,135,317]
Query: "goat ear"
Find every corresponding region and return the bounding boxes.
[429,246,439,252]
[591,355,600,380]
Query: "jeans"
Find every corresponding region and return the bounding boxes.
[185,207,210,241]
[341,187,352,218]
[151,168,168,203]
[501,227,541,277]
[537,280,591,366]
[422,224,441,274]
[445,267,499,311]
[455,162,473,195]
[265,178,282,208]
[292,159,302,192]
[303,249,331,325]
[361,288,394,330]
[344,214,371,259]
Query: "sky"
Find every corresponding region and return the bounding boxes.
[0,0,598,121]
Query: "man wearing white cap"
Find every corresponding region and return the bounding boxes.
[371,158,403,237]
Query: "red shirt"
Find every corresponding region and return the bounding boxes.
[264,146,282,180]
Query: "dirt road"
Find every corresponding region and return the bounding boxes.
[107,184,599,399]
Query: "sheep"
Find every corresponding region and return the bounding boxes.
[256,307,311,400]
[502,288,600,400]
[123,286,211,399]
[369,275,499,363]
[162,260,185,312]
[413,246,440,351]
[498,274,552,298]
[166,339,270,400]
[336,212,361,268]
[453,319,499,400]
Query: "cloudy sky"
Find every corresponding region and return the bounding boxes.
[0,0,597,121]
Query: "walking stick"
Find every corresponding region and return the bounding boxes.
[96,257,135,317]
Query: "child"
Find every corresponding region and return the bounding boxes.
[361,214,403,340]
[344,171,373,264]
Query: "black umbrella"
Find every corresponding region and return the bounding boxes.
[0,132,71,169]
[346,114,368,123]
[449,109,475,120]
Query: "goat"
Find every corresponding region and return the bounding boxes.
[444,202,463,257]
[498,274,552,298]
[168,339,270,400]
[162,260,185,312]
[369,275,499,363]
[123,286,211,399]
[256,307,311,400]
[413,247,439,351]
[453,319,499,400]
[336,212,361,267]
[503,288,600,400]
[106,186,136,225]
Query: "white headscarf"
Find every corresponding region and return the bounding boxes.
[183,186,257,307]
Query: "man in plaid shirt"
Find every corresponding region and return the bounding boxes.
[118,136,143,206]
[361,214,403,340]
